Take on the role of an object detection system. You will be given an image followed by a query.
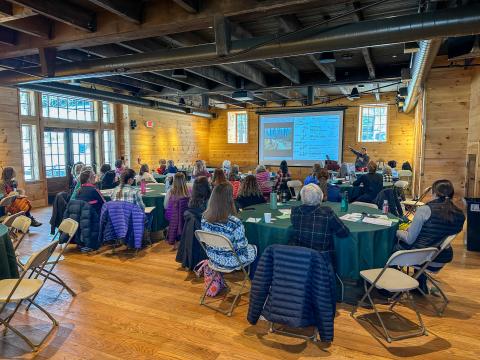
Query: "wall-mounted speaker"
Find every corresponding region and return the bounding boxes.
[130,119,137,130]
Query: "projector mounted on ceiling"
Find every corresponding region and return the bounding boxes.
[232,90,254,101]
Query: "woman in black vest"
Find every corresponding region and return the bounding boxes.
[395,179,465,291]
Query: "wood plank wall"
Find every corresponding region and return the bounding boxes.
[467,69,480,197]
[118,105,210,172]
[209,93,415,180]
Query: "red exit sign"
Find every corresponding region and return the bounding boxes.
[145,120,154,128]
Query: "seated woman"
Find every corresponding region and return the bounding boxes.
[229,173,241,199]
[255,165,271,200]
[156,159,167,175]
[98,164,118,190]
[395,179,465,291]
[387,160,399,181]
[176,176,211,270]
[383,166,393,183]
[236,175,266,209]
[114,159,126,181]
[222,159,231,178]
[317,168,329,201]
[201,182,257,270]
[165,172,190,247]
[0,167,41,226]
[70,162,85,194]
[135,164,156,184]
[229,165,241,181]
[166,160,178,174]
[304,163,322,185]
[352,161,383,203]
[212,168,227,188]
[111,169,145,210]
[75,169,105,215]
[290,184,350,252]
[274,160,292,200]
[192,159,211,180]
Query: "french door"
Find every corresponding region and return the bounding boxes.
[44,128,95,202]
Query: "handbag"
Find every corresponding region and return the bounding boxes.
[194,259,226,297]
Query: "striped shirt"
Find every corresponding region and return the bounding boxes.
[111,184,145,210]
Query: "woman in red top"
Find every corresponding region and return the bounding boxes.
[156,159,167,174]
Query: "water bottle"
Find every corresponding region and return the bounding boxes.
[140,179,146,194]
[282,190,287,203]
[270,191,277,210]
[340,191,349,212]
[382,200,389,214]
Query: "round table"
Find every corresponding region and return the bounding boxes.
[153,174,167,183]
[0,224,19,280]
[238,201,398,301]
[332,181,393,200]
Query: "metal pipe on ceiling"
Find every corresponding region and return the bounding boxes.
[1,5,479,86]
[18,82,213,118]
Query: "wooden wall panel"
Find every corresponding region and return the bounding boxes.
[209,93,415,180]
[118,106,210,171]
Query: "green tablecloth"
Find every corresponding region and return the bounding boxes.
[103,183,168,232]
[333,182,393,200]
[153,174,167,183]
[0,224,19,280]
[238,201,398,283]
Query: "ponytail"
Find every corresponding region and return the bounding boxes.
[116,168,136,200]
[432,179,459,223]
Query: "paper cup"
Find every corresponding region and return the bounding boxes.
[264,213,272,223]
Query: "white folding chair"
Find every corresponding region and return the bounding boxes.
[8,215,31,252]
[0,240,59,351]
[1,211,26,227]
[287,180,302,199]
[0,194,17,222]
[351,247,437,343]
[195,230,254,316]
[18,218,79,303]
[351,201,379,210]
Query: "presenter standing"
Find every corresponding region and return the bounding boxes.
[349,146,370,171]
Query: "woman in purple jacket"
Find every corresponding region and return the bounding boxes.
[165,172,190,248]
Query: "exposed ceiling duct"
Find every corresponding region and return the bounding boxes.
[18,82,213,118]
[0,5,480,86]
[402,39,442,113]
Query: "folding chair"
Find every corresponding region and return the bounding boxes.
[287,180,302,199]
[18,218,79,303]
[0,240,59,351]
[351,247,437,343]
[1,211,26,227]
[351,201,378,209]
[8,215,31,251]
[0,194,17,222]
[402,186,430,217]
[195,230,253,316]
[408,234,457,316]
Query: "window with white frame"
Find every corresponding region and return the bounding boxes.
[19,90,35,116]
[227,111,248,144]
[102,102,114,123]
[41,93,96,121]
[71,131,93,165]
[103,129,116,165]
[358,105,388,142]
[21,125,39,181]
[44,130,67,178]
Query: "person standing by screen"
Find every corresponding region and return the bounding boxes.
[349,146,370,171]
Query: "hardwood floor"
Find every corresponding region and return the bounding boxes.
[1,206,480,359]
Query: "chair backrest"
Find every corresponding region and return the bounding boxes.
[58,218,79,238]
[0,194,17,208]
[287,180,302,189]
[1,211,25,227]
[394,180,409,189]
[439,234,456,252]
[351,201,378,209]
[387,247,438,267]
[24,240,59,271]
[11,215,31,234]
[195,230,234,251]
[398,170,413,178]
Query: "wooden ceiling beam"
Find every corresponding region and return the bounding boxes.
[0,26,16,45]
[86,0,143,24]
[6,0,96,32]
[352,1,376,79]
[1,15,51,38]
[0,0,322,59]
[38,46,56,76]
[172,0,199,14]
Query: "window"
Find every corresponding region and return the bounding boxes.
[358,105,388,142]
[19,90,35,116]
[71,131,93,165]
[44,130,67,178]
[227,111,248,144]
[21,125,39,181]
[41,93,96,121]
[102,102,114,123]
[103,130,116,165]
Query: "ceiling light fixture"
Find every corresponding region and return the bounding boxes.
[319,52,336,64]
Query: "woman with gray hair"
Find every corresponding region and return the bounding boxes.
[291,184,350,251]
[255,164,271,200]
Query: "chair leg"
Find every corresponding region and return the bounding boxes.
[336,273,344,302]
[226,273,250,316]
[365,285,393,343]
[426,274,449,315]
[351,280,372,316]
[269,321,319,342]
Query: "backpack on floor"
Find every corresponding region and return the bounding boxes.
[194,259,226,297]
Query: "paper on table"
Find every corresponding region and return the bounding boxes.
[276,214,290,219]
[362,217,393,227]
[279,209,291,215]
[246,218,261,223]
[339,213,362,222]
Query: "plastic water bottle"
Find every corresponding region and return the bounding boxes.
[140,179,147,194]
[270,191,277,210]
[382,200,389,214]
[341,191,348,212]
[282,190,287,204]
